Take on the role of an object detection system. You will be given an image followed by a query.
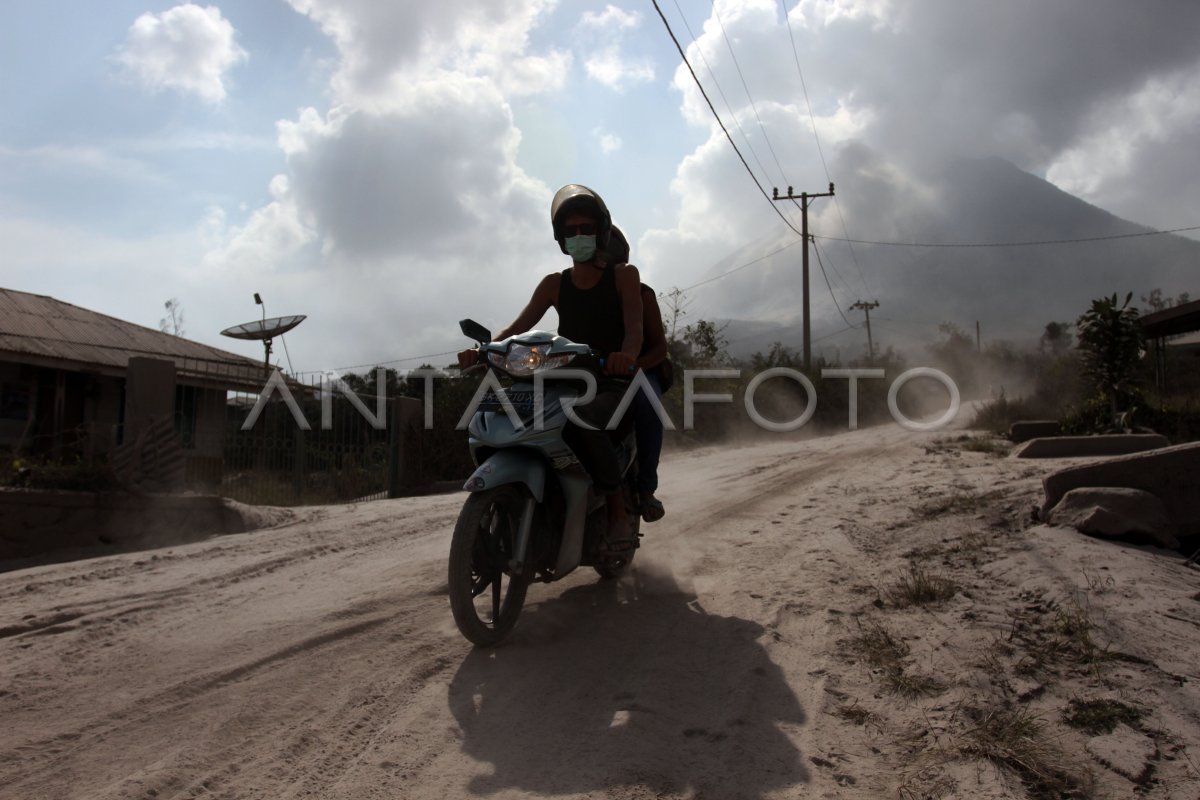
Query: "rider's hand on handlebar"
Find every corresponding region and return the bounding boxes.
[457,348,481,369]
[604,351,636,376]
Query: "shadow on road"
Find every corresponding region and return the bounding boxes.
[447,565,809,799]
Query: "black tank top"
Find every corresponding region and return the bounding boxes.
[557,267,625,356]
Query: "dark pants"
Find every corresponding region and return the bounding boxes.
[561,384,626,495]
[633,370,664,494]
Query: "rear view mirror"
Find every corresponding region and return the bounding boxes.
[459,319,492,344]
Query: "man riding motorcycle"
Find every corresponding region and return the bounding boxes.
[459,184,643,551]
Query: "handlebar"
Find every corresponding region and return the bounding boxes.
[467,345,635,373]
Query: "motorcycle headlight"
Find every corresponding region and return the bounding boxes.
[491,344,571,376]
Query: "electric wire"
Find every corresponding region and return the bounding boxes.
[279,334,295,374]
[679,238,804,293]
[670,0,776,191]
[780,0,871,296]
[320,218,1196,378]
[654,0,860,332]
[812,224,1200,248]
[812,239,858,328]
[311,350,459,377]
[710,0,791,187]
[652,0,806,241]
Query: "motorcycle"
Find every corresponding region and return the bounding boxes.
[448,319,642,646]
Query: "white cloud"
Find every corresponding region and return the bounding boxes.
[286,0,569,104]
[114,4,247,103]
[0,144,162,183]
[1046,63,1200,225]
[594,128,622,154]
[577,4,651,91]
[204,175,316,273]
[645,0,1200,319]
[581,5,641,30]
[791,0,892,31]
[189,0,573,369]
[584,45,654,91]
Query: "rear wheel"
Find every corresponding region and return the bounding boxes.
[593,483,640,580]
[448,486,531,646]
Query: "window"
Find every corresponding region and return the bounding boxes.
[0,383,32,421]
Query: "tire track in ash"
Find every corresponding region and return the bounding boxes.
[0,498,462,792]
[2,586,460,800]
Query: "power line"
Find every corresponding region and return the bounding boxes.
[725,320,857,348]
[318,350,459,375]
[780,0,871,296]
[671,0,775,188]
[710,0,790,187]
[812,224,1200,248]
[652,0,806,241]
[680,238,805,292]
[812,239,857,328]
[813,324,860,344]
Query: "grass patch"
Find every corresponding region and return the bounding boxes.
[971,393,1056,434]
[961,704,1094,799]
[882,666,944,699]
[1007,593,1109,677]
[913,490,995,518]
[833,703,876,726]
[1062,698,1145,736]
[845,620,945,699]
[847,620,909,667]
[891,564,959,607]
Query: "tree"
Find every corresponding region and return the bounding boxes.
[1141,288,1190,314]
[1075,293,1143,419]
[659,286,691,344]
[1039,321,1072,355]
[749,341,801,371]
[159,298,185,336]
[926,322,979,396]
[682,319,731,368]
[929,322,974,359]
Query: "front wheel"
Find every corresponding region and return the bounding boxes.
[448,485,531,647]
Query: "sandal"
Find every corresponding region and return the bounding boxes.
[640,495,666,523]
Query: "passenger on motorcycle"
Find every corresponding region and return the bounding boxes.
[458,184,643,551]
[605,225,669,523]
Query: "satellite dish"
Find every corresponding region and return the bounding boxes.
[221,315,306,375]
[220,315,306,341]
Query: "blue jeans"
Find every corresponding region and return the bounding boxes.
[632,370,664,494]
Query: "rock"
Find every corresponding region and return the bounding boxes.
[1014,434,1169,458]
[1045,487,1179,548]
[1041,442,1200,535]
[1009,420,1060,443]
[1085,723,1156,784]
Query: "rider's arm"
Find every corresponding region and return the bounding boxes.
[615,264,643,360]
[637,288,668,369]
[495,273,558,341]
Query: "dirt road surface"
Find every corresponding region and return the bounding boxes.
[3,424,1200,799]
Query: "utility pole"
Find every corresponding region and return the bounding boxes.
[851,300,880,359]
[772,182,834,372]
[976,321,981,353]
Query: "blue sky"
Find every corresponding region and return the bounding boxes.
[2,1,1198,373]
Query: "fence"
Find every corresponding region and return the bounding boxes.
[177,375,406,506]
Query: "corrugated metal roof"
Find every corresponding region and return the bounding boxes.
[0,288,269,389]
[1140,298,1200,339]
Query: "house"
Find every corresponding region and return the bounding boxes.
[1140,297,1200,393]
[0,287,267,473]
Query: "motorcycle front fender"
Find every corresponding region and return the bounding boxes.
[462,448,546,502]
